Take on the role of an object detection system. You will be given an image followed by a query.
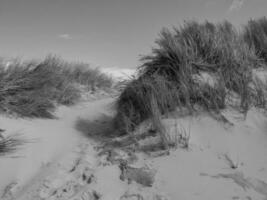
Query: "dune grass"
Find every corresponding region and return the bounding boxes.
[0,134,25,155]
[0,55,113,118]
[243,17,267,62]
[114,18,267,146]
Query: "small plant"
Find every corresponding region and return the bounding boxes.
[170,125,180,150]
[224,153,239,169]
[0,134,25,155]
[165,120,191,149]
[252,77,267,108]
[177,122,191,149]
[243,17,267,62]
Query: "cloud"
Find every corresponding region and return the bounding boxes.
[229,0,245,12]
[58,34,72,40]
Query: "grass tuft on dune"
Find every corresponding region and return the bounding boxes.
[243,17,267,62]
[114,18,267,145]
[0,134,25,155]
[0,55,113,118]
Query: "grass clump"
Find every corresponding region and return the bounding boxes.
[0,55,113,118]
[243,17,267,62]
[0,134,25,155]
[63,62,113,91]
[114,19,267,145]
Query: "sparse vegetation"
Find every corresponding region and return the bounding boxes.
[176,123,191,149]
[114,18,267,147]
[223,154,240,169]
[0,134,25,155]
[243,17,267,62]
[0,55,113,118]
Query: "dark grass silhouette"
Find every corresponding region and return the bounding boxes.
[244,17,267,62]
[75,114,115,142]
[0,134,25,155]
[114,18,267,147]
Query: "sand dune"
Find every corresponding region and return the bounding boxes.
[0,96,267,200]
[0,98,114,199]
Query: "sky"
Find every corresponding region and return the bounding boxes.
[0,0,266,70]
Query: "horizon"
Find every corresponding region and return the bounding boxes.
[0,0,266,70]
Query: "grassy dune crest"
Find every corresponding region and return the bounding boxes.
[0,56,113,118]
[114,18,267,141]
[244,17,267,62]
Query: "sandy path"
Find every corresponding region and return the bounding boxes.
[0,98,115,198]
[1,98,267,200]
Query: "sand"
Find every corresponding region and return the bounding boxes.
[152,109,267,200]
[0,97,267,200]
[0,98,114,198]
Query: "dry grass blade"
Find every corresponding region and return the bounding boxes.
[0,135,25,155]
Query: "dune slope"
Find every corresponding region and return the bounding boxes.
[0,98,267,200]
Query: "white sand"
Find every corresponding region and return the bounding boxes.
[101,67,136,79]
[0,98,267,200]
[0,98,114,197]
[151,109,267,200]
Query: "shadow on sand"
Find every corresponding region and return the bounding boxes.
[75,114,117,143]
